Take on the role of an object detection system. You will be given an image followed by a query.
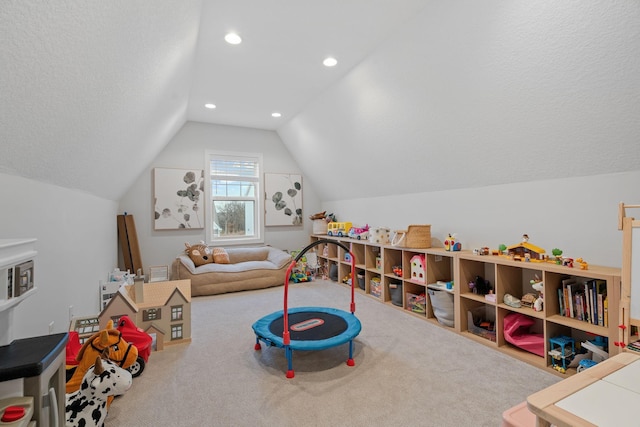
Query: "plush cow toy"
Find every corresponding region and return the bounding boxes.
[66,355,133,427]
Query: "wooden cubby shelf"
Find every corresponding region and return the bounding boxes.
[310,234,622,377]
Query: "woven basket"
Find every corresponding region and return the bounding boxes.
[392,224,431,248]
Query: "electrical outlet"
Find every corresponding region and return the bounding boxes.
[49,321,54,334]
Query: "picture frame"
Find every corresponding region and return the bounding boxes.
[149,265,169,283]
[153,168,205,230]
[264,173,303,226]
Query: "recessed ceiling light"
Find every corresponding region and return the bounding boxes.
[323,57,337,67]
[271,112,282,118]
[224,33,242,45]
[204,103,216,109]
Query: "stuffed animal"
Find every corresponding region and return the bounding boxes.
[185,241,214,266]
[66,320,138,409]
[66,354,132,427]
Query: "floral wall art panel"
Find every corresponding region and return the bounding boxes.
[154,168,204,230]
[265,173,303,226]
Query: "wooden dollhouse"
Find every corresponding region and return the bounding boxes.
[410,254,425,283]
[98,279,191,350]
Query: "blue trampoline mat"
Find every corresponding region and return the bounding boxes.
[252,306,361,351]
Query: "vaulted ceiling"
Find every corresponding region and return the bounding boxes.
[1,0,427,200]
[2,1,639,203]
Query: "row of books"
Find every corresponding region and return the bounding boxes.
[558,278,608,327]
[627,340,640,353]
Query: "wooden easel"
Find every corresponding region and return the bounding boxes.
[117,213,143,275]
[617,202,640,348]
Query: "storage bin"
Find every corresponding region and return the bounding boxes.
[406,292,426,316]
[391,224,431,248]
[312,219,328,234]
[427,285,454,327]
[370,277,381,297]
[329,264,338,281]
[389,281,403,306]
[467,306,496,342]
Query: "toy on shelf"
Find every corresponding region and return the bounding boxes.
[327,221,352,237]
[347,224,370,240]
[548,336,575,373]
[530,275,544,312]
[369,226,391,245]
[410,254,425,283]
[575,257,589,270]
[503,234,546,262]
[392,265,402,277]
[309,211,327,221]
[66,354,132,427]
[473,247,490,255]
[469,275,492,295]
[443,233,461,251]
[406,293,426,314]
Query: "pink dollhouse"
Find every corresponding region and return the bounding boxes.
[410,254,426,283]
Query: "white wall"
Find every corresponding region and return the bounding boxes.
[118,121,322,270]
[279,1,640,202]
[0,172,118,341]
[322,171,638,268]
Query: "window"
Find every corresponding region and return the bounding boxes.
[171,324,183,341]
[205,151,263,245]
[171,305,183,321]
[143,308,161,321]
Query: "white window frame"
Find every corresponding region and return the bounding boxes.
[204,150,264,246]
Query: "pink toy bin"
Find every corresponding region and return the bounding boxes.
[501,401,536,427]
[503,312,545,357]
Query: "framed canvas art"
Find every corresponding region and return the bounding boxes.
[265,173,303,226]
[154,168,205,230]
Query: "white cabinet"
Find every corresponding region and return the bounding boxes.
[0,238,38,346]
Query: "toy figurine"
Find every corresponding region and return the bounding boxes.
[444,233,461,251]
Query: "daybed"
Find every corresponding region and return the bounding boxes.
[171,246,292,296]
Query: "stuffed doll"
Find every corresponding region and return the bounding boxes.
[185,242,214,266]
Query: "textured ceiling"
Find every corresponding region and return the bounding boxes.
[0,0,426,200]
[2,1,639,204]
[187,0,427,130]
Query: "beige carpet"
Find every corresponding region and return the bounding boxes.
[105,280,559,426]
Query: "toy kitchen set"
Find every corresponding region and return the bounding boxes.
[0,238,68,427]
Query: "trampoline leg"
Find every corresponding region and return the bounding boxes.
[346,340,355,367]
[254,337,261,351]
[285,346,295,378]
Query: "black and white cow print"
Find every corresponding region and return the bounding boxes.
[65,356,133,427]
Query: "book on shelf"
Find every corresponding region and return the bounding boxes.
[595,279,607,327]
[558,288,565,316]
[558,277,607,325]
[562,278,576,318]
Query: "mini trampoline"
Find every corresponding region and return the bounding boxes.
[252,239,362,378]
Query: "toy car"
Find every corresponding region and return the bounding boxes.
[116,315,153,377]
[577,359,598,372]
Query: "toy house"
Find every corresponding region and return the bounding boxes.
[506,241,546,261]
[98,279,191,350]
[410,254,426,283]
